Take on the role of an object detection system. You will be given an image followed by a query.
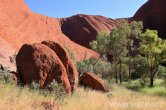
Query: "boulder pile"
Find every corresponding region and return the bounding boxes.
[15,41,109,93]
[16,41,78,93]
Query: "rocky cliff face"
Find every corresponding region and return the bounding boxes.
[132,0,166,37]
[61,14,118,48]
[1,0,165,71]
[0,0,98,71]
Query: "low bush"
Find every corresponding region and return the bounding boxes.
[30,81,40,91]
[64,46,76,62]
[48,80,66,100]
[0,64,14,84]
[76,57,112,79]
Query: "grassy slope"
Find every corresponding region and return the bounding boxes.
[0,83,165,110]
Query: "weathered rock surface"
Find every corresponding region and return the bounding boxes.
[0,0,98,71]
[16,43,71,93]
[132,0,166,37]
[80,72,109,92]
[61,14,118,48]
[41,41,78,91]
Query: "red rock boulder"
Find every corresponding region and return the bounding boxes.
[80,72,109,92]
[42,41,78,91]
[16,43,71,93]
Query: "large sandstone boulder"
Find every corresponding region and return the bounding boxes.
[42,41,78,91]
[132,0,166,37]
[80,72,109,92]
[16,43,71,93]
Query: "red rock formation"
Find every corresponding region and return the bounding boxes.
[0,0,98,71]
[41,41,78,91]
[16,43,71,93]
[80,72,109,92]
[132,0,166,37]
[61,14,118,48]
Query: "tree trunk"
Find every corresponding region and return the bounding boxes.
[119,60,122,84]
[128,57,131,80]
[149,67,158,87]
[92,56,100,73]
[150,77,154,87]
[115,65,118,84]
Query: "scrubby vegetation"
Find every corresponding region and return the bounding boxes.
[90,20,166,88]
[0,64,14,84]
[76,56,111,78]
[64,45,76,62]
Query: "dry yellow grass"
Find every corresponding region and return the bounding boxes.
[0,83,55,110]
[61,88,110,110]
[108,85,166,110]
[0,83,165,110]
[61,85,166,110]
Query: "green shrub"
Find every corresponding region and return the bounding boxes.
[48,80,66,101]
[30,81,40,91]
[0,64,14,84]
[64,46,75,62]
[94,60,111,78]
[76,59,92,76]
[76,57,112,79]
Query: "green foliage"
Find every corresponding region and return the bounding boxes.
[132,55,148,79]
[117,20,143,55]
[90,20,143,60]
[90,20,144,84]
[64,46,76,62]
[76,59,92,76]
[157,65,166,78]
[109,28,128,58]
[164,78,166,88]
[76,57,111,78]
[93,59,112,78]
[123,79,166,97]
[30,81,40,91]
[48,80,66,100]
[129,21,143,39]
[112,63,129,81]
[90,33,110,55]
[90,20,166,87]
[139,29,166,86]
[0,64,14,84]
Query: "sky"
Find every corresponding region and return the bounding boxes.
[24,0,148,19]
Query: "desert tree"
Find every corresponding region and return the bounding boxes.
[139,29,166,87]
